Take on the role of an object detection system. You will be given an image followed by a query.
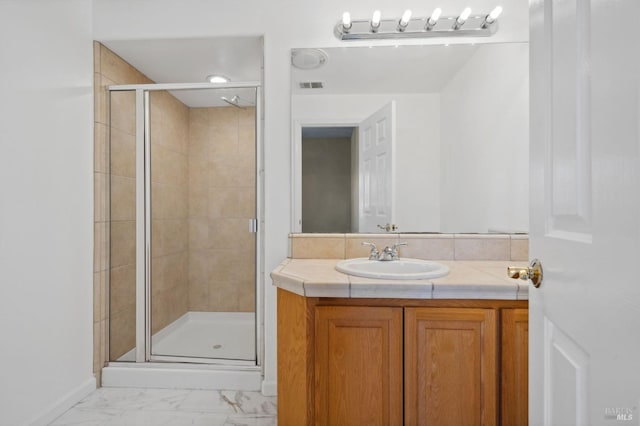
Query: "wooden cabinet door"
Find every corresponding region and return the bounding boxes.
[315,306,403,426]
[501,308,528,426]
[405,307,497,426]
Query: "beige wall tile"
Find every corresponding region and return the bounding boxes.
[110,128,135,178]
[209,163,255,188]
[209,126,238,157]
[94,172,107,223]
[238,107,255,126]
[237,280,256,312]
[209,218,255,251]
[188,249,213,285]
[100,46,151,85]
[188,183,208,219]
[291,236,346,259]
[238,125,256,157]
[208,281,239,312]
[188,283,210,311]
[188,218,210,251]
[109,307,135,360]
[151,183,188,220]
[109,89,136,135]
[208,250,255,282]
[151,144,187,186]
[344,235,400,259]
[93,41,101,71]
[208,107,238,128]
[397,235,455,260]
[94,222,108,272]
[93,321,102,372]
[208,187,255,218]
[110,264,136,315]
[151,219,187,257]
[94,73,106,125]
[454,236,511,261]
[510,238,529,261]
[110,220,136,268]
[94,123,108,173]
[110,175,136,221]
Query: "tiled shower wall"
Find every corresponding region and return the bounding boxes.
[93,42,257,382]
[93,43,191,377]
[149,91,189,336]
[187,107,256,312]
[94,42,153,383]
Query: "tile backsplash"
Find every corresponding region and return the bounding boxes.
[289,233,529,262]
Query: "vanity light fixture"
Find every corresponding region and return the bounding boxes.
[453,7,472,30]
[335,6,502,40]
[425,8,442,31]
[371,10,381,32]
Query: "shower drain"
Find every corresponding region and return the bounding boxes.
[213,344,222,349]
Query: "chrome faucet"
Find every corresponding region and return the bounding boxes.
[361,242,380,260]
[379,243,408,261]
[362,242,408,261]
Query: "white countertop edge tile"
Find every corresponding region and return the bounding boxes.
[432,290,518,300]
[304,283,350,298]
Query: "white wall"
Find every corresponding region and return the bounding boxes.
[0,1,95,425]
[293,93,441,231]
[440,43,529,233]
[92,0,529,394]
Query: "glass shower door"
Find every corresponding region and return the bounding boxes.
[147,87,258,363]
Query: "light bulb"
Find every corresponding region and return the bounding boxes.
[425,7,442,30]
[342,11,352,31]
[454,7,471,29]
[371,10,381,31]
[400,9,412,26]
[489,6,503,21]
[460,7,472,21]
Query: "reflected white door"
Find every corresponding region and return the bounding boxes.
[358,102,395,232]
[529,0,640,424]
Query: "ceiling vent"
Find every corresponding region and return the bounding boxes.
[299,82,324,89]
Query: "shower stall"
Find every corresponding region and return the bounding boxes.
[103,82,263,388]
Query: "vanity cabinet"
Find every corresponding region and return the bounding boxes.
[277,289,528,426]
[404,308,497,426]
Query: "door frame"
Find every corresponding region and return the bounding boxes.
[108,82,264,368]
[291,118,360,233]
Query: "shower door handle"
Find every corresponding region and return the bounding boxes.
[249,219,258,233]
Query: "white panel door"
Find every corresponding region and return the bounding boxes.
[358,102,395,232]
[530,0,640,424]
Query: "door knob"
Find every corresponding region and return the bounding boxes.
[507,258,543,288]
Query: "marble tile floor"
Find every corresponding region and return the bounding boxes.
[49,387,277,426]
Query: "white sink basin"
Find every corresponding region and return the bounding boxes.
[335,258,449,280]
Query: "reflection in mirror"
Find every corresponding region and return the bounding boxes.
[291,42,529,234]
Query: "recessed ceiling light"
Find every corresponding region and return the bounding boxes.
[206,74,229,83]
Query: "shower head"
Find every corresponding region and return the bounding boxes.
[221,95,255,109]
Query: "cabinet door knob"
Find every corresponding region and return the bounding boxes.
[507,258,543,288]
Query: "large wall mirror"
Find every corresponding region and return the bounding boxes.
[291,42,529,234]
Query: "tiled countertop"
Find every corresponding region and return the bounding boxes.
[271,258,529,300]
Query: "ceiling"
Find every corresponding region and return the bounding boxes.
[102,37,262,107]
[291,44,480,95]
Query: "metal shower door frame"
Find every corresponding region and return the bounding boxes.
[108,81,263,368]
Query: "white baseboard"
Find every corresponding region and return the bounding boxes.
[261,380,277,396]
[28,376,96,426]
